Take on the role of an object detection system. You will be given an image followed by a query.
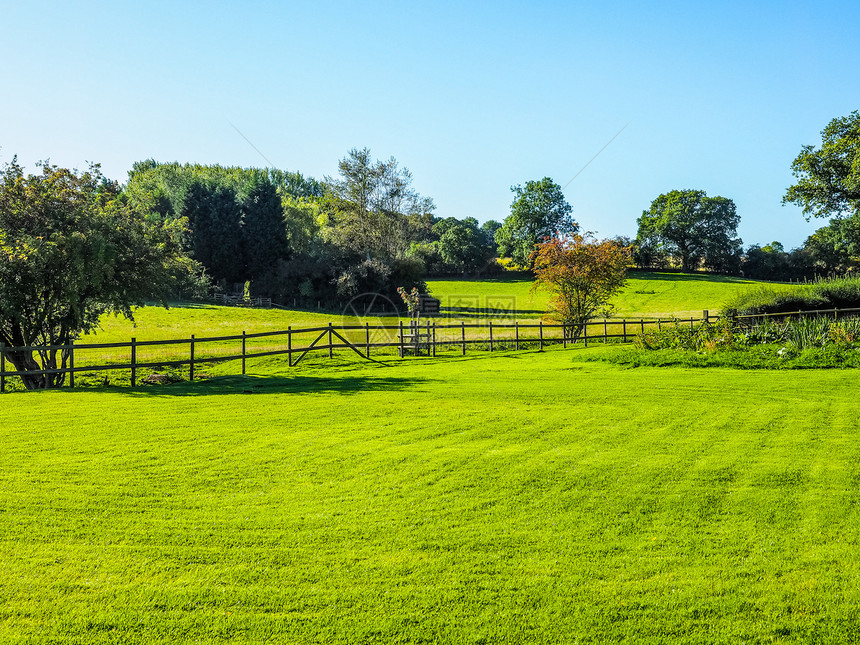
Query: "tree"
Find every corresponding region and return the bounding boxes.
[437,220,489,273]
[0,159,204,389]
[239,172,288,282]
[496,177,576,267]
[531,234,631,340]
[180,180,243,282]
[126,161,322,288]
[480,220,502,254]
[322,148,435,261]
[783,111,860,220]
[802,215,860,274]
[636,189,741,273]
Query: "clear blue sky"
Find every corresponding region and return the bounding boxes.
[3,0,858,249]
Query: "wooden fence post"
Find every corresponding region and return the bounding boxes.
[365,323,370,358]
[563,324,567,349]
[703,310,709,324]
[68,341,75,389]
[242,331,246,375]
[130,337,136,387]
[426,320,431,356]
[328,323,333,359]
[461,321,466,355]
[432,323,436,357]
[640,318,645,335]
[400,321,405,358]
[583,321,588,347]
[604,319,608,343]
[288,326,292,367]
[489,321,494,352]
[189,335,195,381]
[515,321,519,351]
[623,319,627,342]
[539,320,544,351]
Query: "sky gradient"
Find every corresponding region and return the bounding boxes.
[3,0,859,248]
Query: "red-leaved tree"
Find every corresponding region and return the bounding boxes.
[531,234,631,340]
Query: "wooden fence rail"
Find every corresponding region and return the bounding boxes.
[4,307,857,391]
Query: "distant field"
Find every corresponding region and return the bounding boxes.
[428,271,777,319]
[85,272,782,347]
[1,349,859,643]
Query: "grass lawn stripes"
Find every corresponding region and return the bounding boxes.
[0,350,859,643]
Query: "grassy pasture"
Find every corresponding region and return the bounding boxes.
[32,271,783,388]
[1,348,860,643]
[427,271,773,319]
[84,271,778,345]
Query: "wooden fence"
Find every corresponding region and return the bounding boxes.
[3,307,859,391]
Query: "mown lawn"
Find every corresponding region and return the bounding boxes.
[1,348,858,643]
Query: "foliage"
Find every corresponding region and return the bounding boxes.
[741,241,818,281]
[397,286,421,313]
[620,313,860,369]
[724,275,860,315]
[783,110,860,220]
[0,159,203,389]
[495,177,576,267]
[127,162,304,286]
[636,189,742,273]
[531,234,630,339]
[634,316,742,352]
[434,217,495,273]
[321,148,435,261]
[800,214,860,274]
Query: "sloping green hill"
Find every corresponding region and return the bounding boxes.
[83,272,784,344]
[427,271,777,319]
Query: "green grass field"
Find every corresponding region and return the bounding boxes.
[4,273,847,643]
[2,348,859,643]
[84,271,776,346]
[428,271,771,319]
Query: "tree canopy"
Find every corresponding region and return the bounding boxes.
[0,159,203,389]
[783,111,860,220]
[636,189,741,273]
[531,234,630,340]
[321,147,435,262]
[496,178,576,268]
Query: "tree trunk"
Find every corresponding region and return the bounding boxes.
[3,322,67,390]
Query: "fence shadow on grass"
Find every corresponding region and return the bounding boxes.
[112,374,434,397]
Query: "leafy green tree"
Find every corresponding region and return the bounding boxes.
[636,189,741,273]
[322,148,435,261]
[126,161,322,286]
[438,221,487,273]
[480,220,502,253]
[496,177,576,268]
[802,216,860,274]
[0,160,203,389]
[784,111,860,220]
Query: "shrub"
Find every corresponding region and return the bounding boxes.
[723,275,860,315]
